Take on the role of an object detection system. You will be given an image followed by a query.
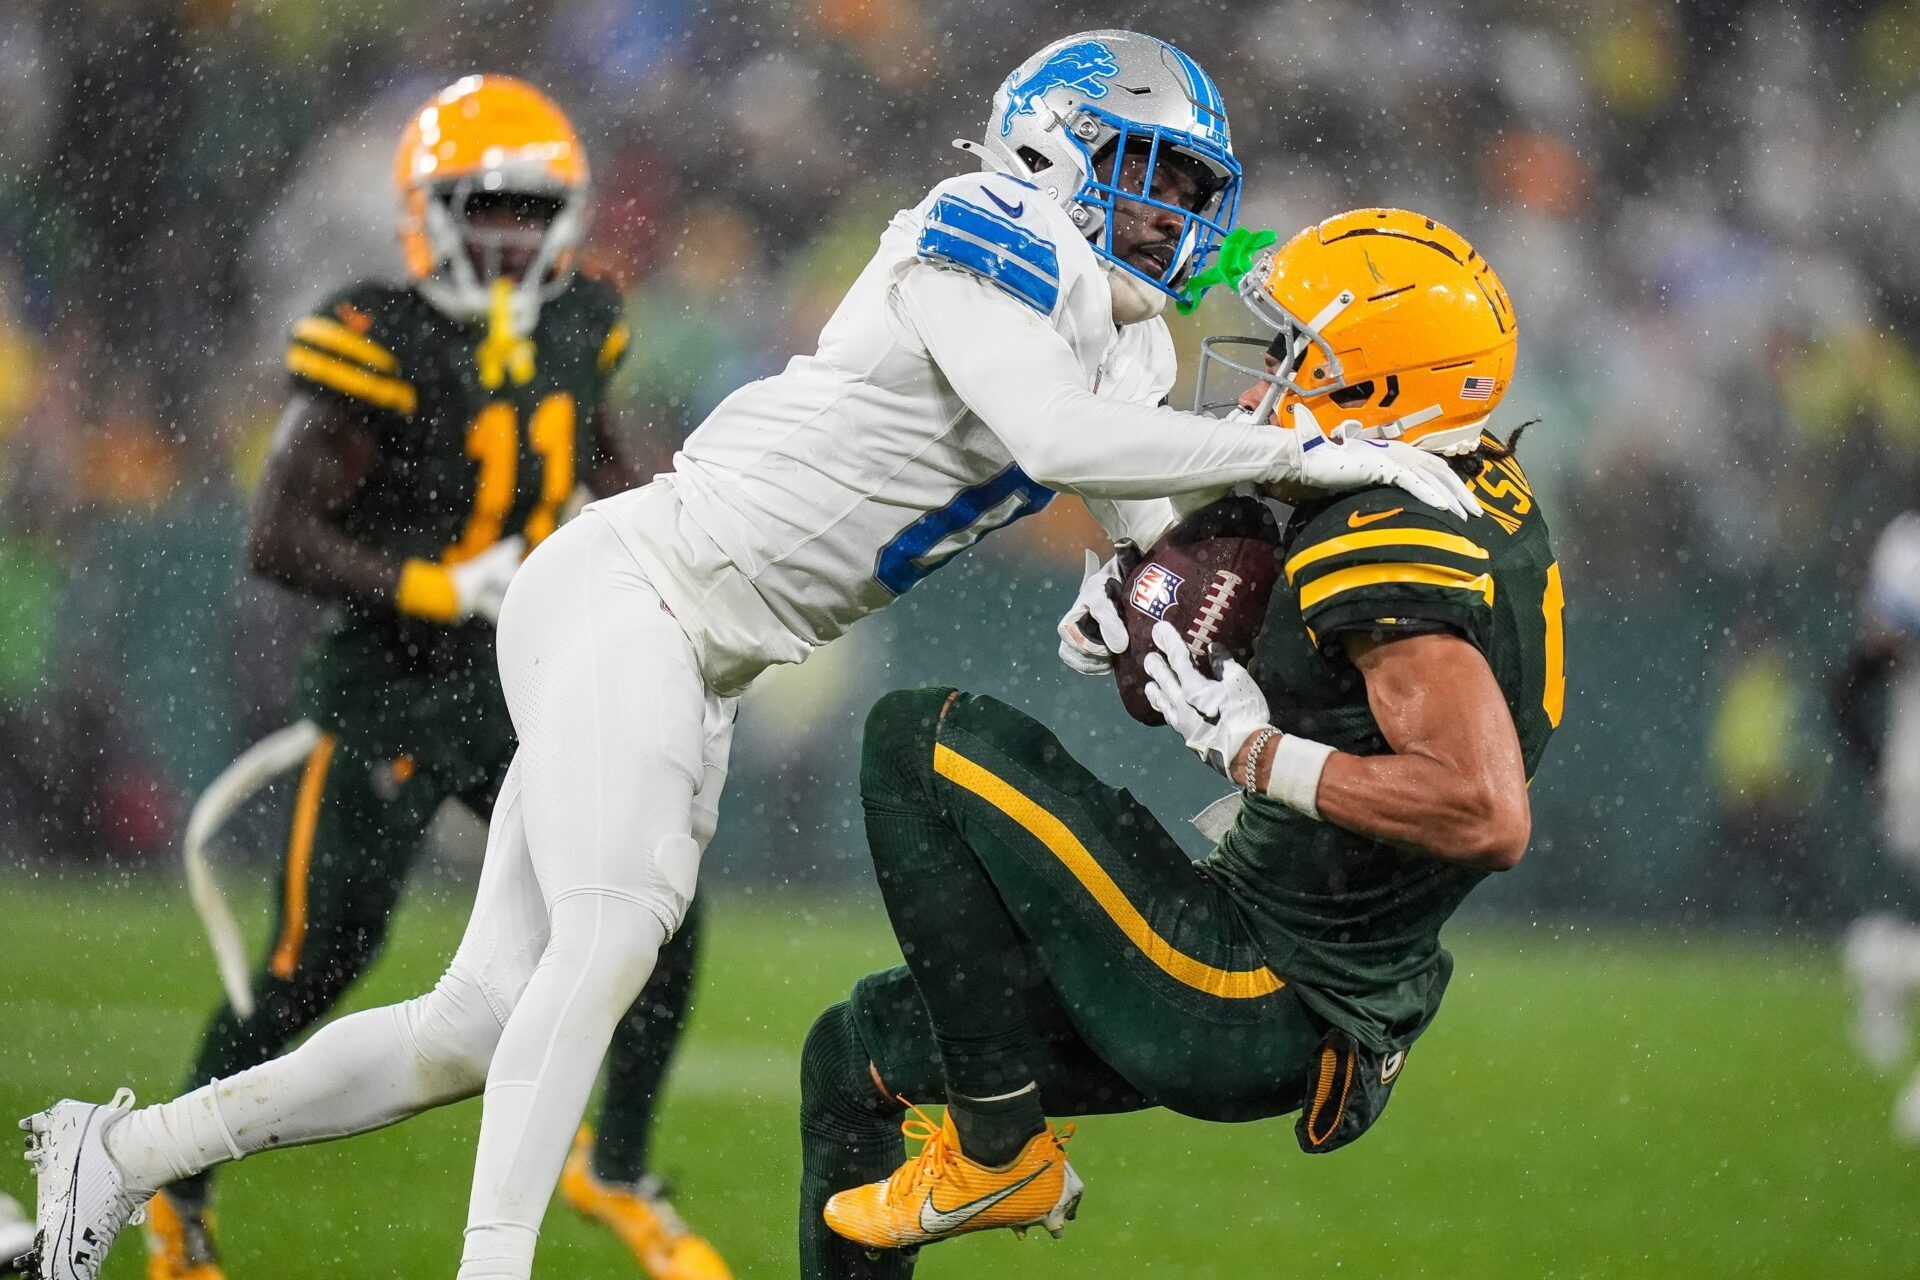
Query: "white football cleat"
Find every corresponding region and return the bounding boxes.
[19,1090,149,1280]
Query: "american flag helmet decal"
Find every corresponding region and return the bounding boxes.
[1460,376,1497,400]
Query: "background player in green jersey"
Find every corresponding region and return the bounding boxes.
[796,209,1561,1273]
[146,77,729,1280]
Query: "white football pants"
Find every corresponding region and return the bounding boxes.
[104,513,735,1280]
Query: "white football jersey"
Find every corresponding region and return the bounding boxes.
[589,170,1290,694]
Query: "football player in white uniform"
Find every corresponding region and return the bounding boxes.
[1836,512,1920,1140]
[21,32,1480,1280]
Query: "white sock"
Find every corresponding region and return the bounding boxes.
[106,968,501,1192]
[104,1084,240,1193]
[458,1224,539,1280]
[457,895,665,1280]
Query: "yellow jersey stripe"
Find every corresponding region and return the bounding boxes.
[292,316,398,373]
[287,346,418,416]
[1285,528,1489,583]
[269,733,335,981]
[598,322,631,374]
[1298,561,1495,612]
[932,743,1286,1000]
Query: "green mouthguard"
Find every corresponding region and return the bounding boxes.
[1174,227,1279,316]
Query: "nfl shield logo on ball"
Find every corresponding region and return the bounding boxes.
[1129,563,1184,620]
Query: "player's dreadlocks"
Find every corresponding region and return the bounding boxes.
[1449,418,1539,479]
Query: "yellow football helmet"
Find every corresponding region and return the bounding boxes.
[395,75,589,332]
[1197,208,1517,455]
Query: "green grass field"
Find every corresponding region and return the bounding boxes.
[0,872,1913,1278]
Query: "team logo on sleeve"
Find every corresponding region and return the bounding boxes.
[1000,41,1120,137]
[1129,563,1184,620]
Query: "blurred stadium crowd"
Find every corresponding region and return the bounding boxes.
[0,0,1908,920]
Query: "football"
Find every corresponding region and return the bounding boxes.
[1112,495,1286,726]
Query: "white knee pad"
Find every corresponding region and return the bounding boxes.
[543,892,671,1016]
[397,964,509,1100]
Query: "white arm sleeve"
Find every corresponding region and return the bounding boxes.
[898,264,1293,500]
[1083,497,1177,547]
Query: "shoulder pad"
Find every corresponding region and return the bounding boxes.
[285,283,416,417]
[916,173,1062,316]
[557,274,632,376]
[1286,491,1493,634]
[564,270,627,320]
[1293,488,1473,544]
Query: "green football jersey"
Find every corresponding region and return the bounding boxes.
[1202,444,1566,1051]
[286,275,628,560]
[284,274,630,780]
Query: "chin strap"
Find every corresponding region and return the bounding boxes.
[1175,226,1278,315]
[477,277,536,390]
[1106,261,1169,325]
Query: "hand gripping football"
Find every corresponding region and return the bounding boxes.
[1112,495,1285,726]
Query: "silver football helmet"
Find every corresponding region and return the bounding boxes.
[963,30,1242,300]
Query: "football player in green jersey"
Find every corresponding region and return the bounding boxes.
[797,209,1562,1273]
[145,77,729,1280]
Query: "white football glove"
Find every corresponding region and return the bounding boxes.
[1057,547,1133,676]
[451,535,526,623]
[1274,403,1483,520]
[1141,620,1274,780]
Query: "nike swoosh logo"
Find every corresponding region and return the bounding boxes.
[980,187,1025,219]
[1348,508,1404,528]
[918,1162,1050,1235]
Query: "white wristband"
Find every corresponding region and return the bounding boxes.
[1262,733,1336,819]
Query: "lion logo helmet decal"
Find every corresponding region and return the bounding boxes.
[999,40,1121,137]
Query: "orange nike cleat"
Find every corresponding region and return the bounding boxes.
[560,1128,732,1280]
[823,1104,1082,1251]
[141,1190,223,1280]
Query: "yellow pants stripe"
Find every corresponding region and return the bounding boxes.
[932,743,1284,1000]
[269,733,336,981]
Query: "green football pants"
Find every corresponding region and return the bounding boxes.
[851,686,1325,1124]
